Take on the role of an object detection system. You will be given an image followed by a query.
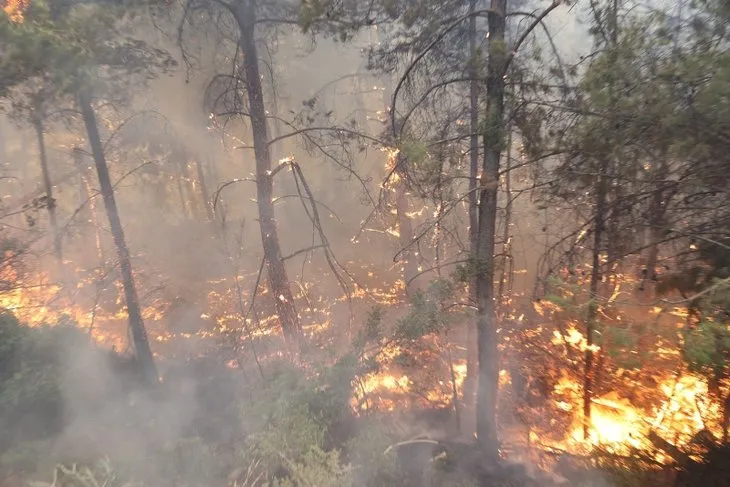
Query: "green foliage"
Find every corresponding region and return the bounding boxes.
[353,306,384,350]
[0,312,25,383]
[153,437,223,487]
[398,138,427,164]
[0,314,97,453]
[0,440,55,475]
[395,278,459,340]
[683,321,730,375]
[344,421,403,487]
[268,447,352,487]
[1,0,175,106]
[235,358,359,484]
[28,458,129,487]
[454,257,491,284]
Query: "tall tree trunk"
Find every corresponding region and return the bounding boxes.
[722,392,730,444]
[74,147,105,264]
[475,0,506,464]
[194,157,214,222]
[174,158,192,220]
[236,0,300,343]
[78,90,158,384]
[583,163,608,440]
[497,123,513,301]
[394,169,419,296]
[182,160,204,220]
[0,116,6,169]
[638,159,668,301]
[463,0,480,435]
[583,0,619,439]
[21,130,30,183]
[380,75,419,297]
[33,116,62,264]
[352,76,371,133]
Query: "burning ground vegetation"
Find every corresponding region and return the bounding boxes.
[0,247,729,487]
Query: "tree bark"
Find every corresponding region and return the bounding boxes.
[638,159,669,301]
[380,74,419,298]
[583,163,608,440]
[475,0,506,464]
[194,157,214,222]
[33,116,62,264]
[722,392,730,444]
[74,147,105,264]
[236,0,300,343]
[497,122,513,301]
[174,158,192,220]
[583,0,619,439]
[0,116,6,169]
[182,159,204,220]
[78,89,158,385]
[394,168,419,296]
[463,0,480,435]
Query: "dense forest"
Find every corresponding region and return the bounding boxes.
[1,0,729,485]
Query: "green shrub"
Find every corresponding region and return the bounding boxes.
[0,315,81,452]
[27,458,131,487]
[268,446,352,487]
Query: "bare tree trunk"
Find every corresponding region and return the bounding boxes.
[475,0,506,464]
[74,148,105,264]
[78,89,158,385]
[0,116,6,169]
[194,157,214,222]
[638,159,668,301]
[394,170,419,296]
[583,0,619,439]
[380,74,419,298]
[463,0,480,436]
[722,393,730,444]
[497,124,513,301]
[583,163,607,440]
[236,0,300,343]
[352,76,371,132]
[33,116,62,264]
[174,158,192,220]
[21,130,30,183]
[182,160,204,220]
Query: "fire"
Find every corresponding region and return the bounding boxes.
[0,241,723,466]
[0,262,169,350]
[2,0,29,22]
[542,370,724,459]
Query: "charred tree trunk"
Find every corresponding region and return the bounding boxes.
[583,162,608,440]
[475,0,506,464]
[33,116,62,264]
[78,90,158,384]
[463,0,480,426]
[236,0,300,343]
